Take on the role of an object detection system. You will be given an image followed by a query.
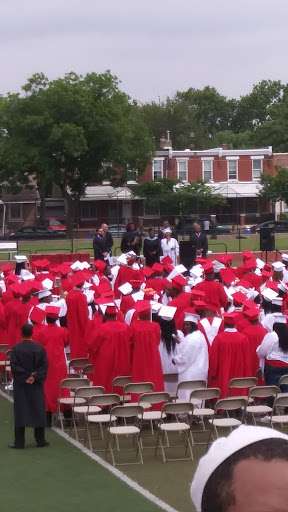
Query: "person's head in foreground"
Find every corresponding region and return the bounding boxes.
[190,425,288,512]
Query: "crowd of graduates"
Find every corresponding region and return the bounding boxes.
[2,246,288,423]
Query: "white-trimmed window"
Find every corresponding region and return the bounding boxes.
[227,157,239,180]
[251,157,263,180]
[202,158,214,181]
[177,158,188,181]
[9,204,23,221]
[152,158,163,180]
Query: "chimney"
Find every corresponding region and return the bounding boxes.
[222,143,228,150]
[160,132,172,150]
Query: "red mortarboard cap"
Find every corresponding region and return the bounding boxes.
[58,263,71,276]
[264,263,272,272]
[33,258,51,270]
[232,291,247,305]
[10,283,22,295]
[223,312,239,325]
[265,281,279,292]
[30,280,44,293]
[196,258,207,264]
[130,280,144,288]
[220,268,235,286]
[217,254,232,266]
[243,308,260,321]
[1,264,12,275]
[245,258,257,270]
[95,297,114,306]
[237,278,252,290]
[96,282,111,295]
[71,271,87,288]
[101,290,114,299]
[143,288,157,300]
[203,262,214,274]
[45,305,61,318]
[171,274,186,290]
[142,266,154,278]
[164,263,174,273]
[30,306,46,324]
[242,250,254,261]
[191,289,205,298]
[7,274,20,284]
[135,300,151,317]
[94,260,107,272]
[262,270,273,279]
[18,282,33,298]
[243,300,257,311]
[161,255,173,265]
[194,300,207,311]
[105,305,117,315]
[151,263,164,274]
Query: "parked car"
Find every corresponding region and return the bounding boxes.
[44,217,67,232]
[7,226,66,240]
[176,217,230,235]
[250,220,288,234]
[108,224,127,237]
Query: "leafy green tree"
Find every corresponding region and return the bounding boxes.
[259,166,288,205]
[0,71,155,234]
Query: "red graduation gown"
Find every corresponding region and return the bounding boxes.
[91,321,132,392]
[35,324,69,412]
[66,289,89,358]
[0,301,8,367]
[114,267,142,299]
[4,298,22,348]
[209,329,252,398]
[169,293,192,330]
[130,320,164,393]
[242,323,268,377]
[194,280,228,310]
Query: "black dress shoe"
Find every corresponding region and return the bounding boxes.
[9,444,24,449]
[37,441,50,448]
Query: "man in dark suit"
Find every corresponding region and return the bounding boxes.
[101,223,113,257]
[9,323,49,449]
[190,222,208,258]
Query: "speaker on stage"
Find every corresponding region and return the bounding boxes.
[260,227,275,252]
[179,240,197,269]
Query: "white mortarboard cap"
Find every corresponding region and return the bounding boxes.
[99,302,115,314]
[114,299,121,309]
[282,254,288,262]
[190,425,288,512]
[126,251,137,259]
[132,262,140,270]
[116,254,128,266]
[21,269,35,281]
[256,258,265,270]
[174,264,187,274]
[150,301,162,313]
[255,268,262,276]
[278,281,288,293]
[131,291,144,302]
[42,278,54,291]
[190,265,204,279]
[70,260,83,271]
[110,264,120,277]
[81,261,91,270]
[158,305,177,321]
[262,288,279,302]
[166,268,180,282]
[163,227,172,234]
[273,313,287,324]
[213,260,225,273]
[38,289,52,300]
[118,282,133,296]
[82,282,92,290]
[15,255,27,263]
[184,312,200,323]
[272,297,283,306]
[272,261,285,271]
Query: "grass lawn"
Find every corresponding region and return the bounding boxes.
[0,393,171,512]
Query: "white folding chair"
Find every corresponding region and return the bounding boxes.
[207,397,247,450]
[155,402,194,462]
[71,386,105,440]
[56,377,91,430]
[190,388,221,443]
[175,380,206,405]
[106,405,144,466]
[84,394,121,451]
[244,386,279,425]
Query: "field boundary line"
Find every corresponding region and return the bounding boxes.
[0,388,179,512]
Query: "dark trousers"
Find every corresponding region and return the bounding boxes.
[15,426,46,448]
[264,363,288,408]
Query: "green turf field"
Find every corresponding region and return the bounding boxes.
[0,393,181,512]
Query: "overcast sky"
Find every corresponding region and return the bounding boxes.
[1,0,288,103]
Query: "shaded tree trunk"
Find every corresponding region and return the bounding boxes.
[38,179,46,224]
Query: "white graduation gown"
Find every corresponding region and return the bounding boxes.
[158,330,184,392]
[174,330,209,399]
[161,238,179,266]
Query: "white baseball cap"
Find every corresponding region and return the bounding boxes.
[190,425,288,512]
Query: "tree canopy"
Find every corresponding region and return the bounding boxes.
[0,71,155,232]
